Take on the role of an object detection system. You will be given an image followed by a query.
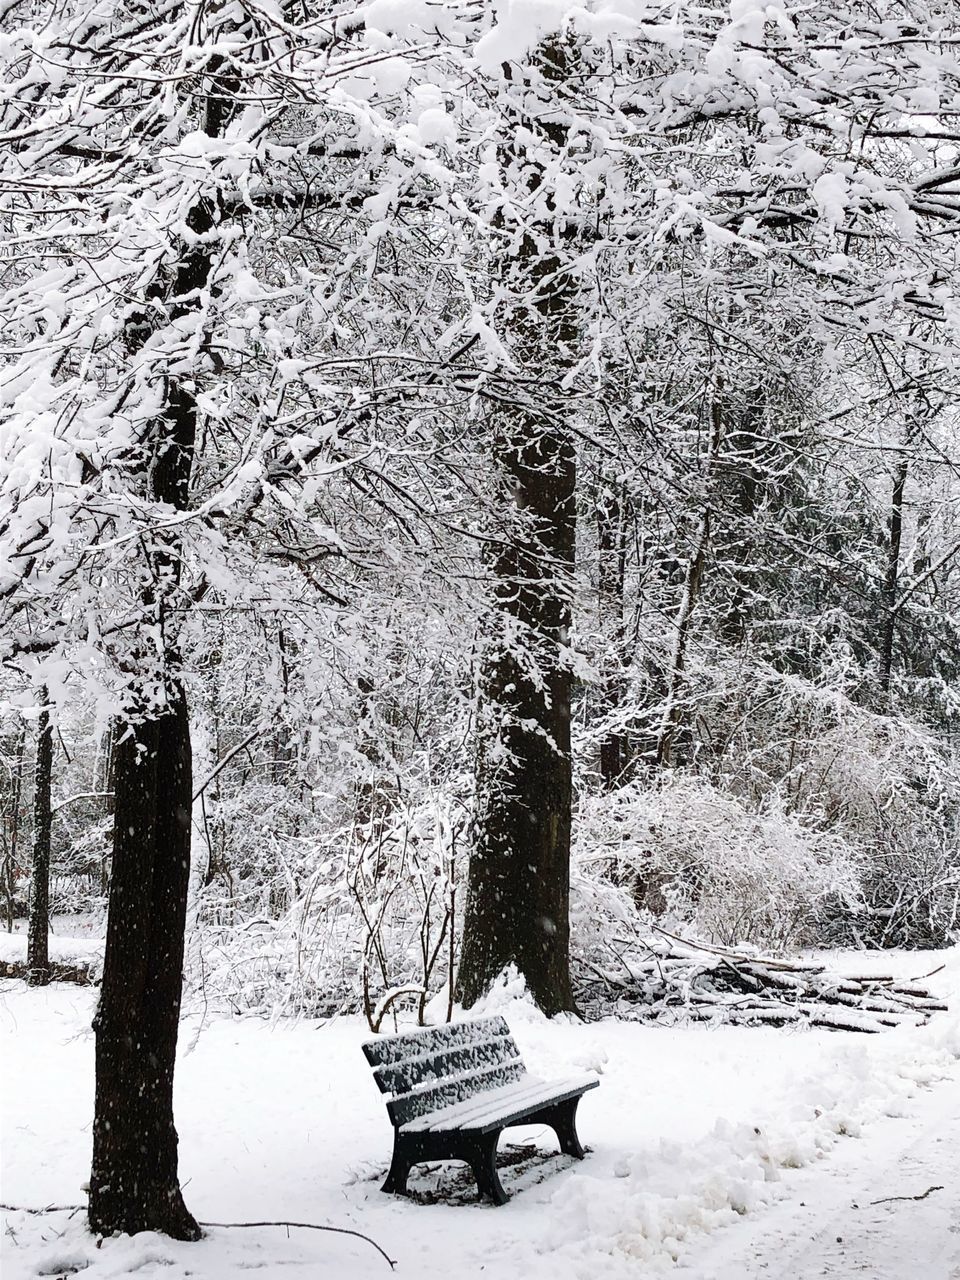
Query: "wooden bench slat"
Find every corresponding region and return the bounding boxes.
[361,1015,510,1068]
[401,1074,599,1135]
[372,1033,521,1097]
[387,1058,526,1127]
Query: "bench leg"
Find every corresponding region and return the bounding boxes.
[532,1097,586,1160]
[465,1133,509,1206]
[382,1136,413,1195]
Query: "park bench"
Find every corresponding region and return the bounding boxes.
[362,1013,598,1205]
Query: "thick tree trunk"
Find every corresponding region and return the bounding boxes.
[89,381,203,1238]
[458,420,577,1015]
[90,690,198,1239]
[26,690,52,986]
[87,46,235,1241]
[458,37,579,1016]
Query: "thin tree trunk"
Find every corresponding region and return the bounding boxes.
[597,482,628,789]
[27,689,52,986]
[655,514,710,767]
[3,721,26,933]
[879,460,908,698]
[656,392,724,768]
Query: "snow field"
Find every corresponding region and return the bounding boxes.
[1,951,958,1279]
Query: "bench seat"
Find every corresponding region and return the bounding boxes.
[400,1072,599,1135]
[363,1015,598,1204]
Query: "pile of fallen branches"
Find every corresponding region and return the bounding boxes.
[0,957,99,985]
[574,927,948,1033]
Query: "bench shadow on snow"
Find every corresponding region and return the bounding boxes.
[361,1140,584,1206]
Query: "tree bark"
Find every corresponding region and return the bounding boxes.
[597,482,628,789]
[89,421,203,1237]
[458,417,577,1015]
[27,690,52,986]
[90,691,197,1239]
[656,387,724,768]
[89,367,203,1238]
[3,721,26,933]
[879,460,908,698]
[457,38,579,1016]
[88,51,235,1244]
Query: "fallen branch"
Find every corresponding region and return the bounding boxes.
[0,960,97,985]
[199,1221,396,1269]
[0,1205,396,1269]
[869,1185,944,1206]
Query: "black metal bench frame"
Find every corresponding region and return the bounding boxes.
[362,1015,598,1205]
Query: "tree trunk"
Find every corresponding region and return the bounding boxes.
[458,37,579,1016]
[597,482,628,789]
[88,46,236,1241]
[458,419,577,1015]
[90,691,197,1239]
[3,721,26,933]
[879,460,908,698]
[27,690,52,986]
[656,511,710,768]
[656,388,723,768]
[89,440,202,1238]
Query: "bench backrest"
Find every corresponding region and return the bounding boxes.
[362,1015,525,1128]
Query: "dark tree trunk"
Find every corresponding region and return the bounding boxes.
[458,38,579,1016]
[89,385,201,1237]
[715,396,765,647]
[879,460,908,698]
[89,374,202,1238]
[597,483,628,789]
[27,690,52,986]
[458,418,577,1015]
[655,518,709,768]
[89,445,201,1237]
[90,691,198,1239]
[3,721,26,933]
[87,46,237,1242]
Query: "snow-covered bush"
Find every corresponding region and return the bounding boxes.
[709,670,960,947]
[186,780,467,1023]
[575,774,862,950]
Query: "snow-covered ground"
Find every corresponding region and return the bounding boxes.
[2,951,958,1280]
[0,921,104,974]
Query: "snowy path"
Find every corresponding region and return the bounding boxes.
[691,1060,960,1279]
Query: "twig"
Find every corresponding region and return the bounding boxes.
[191,730,262,801]
[0,1203,83,1215]
[199,1220,397,1269]
[908,964,946,983]
[869,1185,943,1206]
